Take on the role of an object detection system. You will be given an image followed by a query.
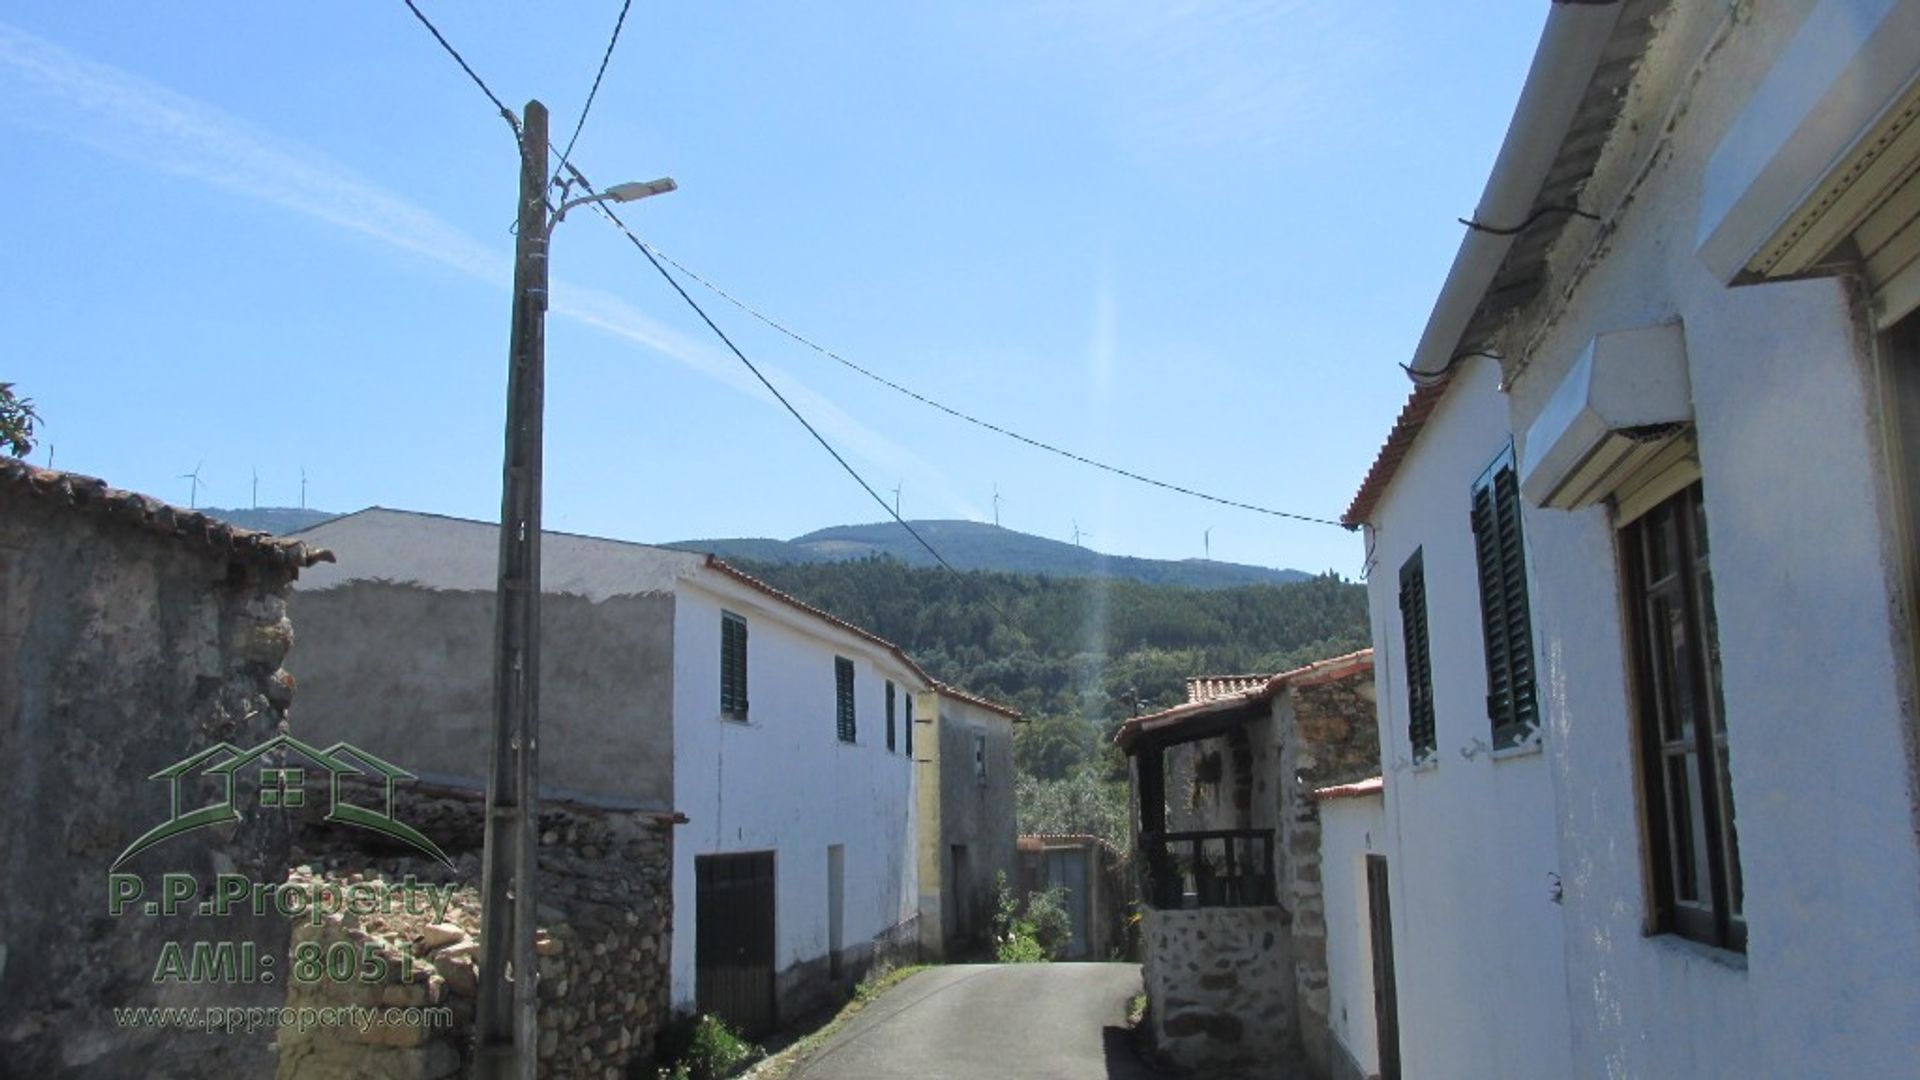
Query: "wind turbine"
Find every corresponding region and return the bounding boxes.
[1072,520,1091,548]
[300,466,308,510]
[1204,527,1212,561]
[180,462,204,509]
[891,482,902,519]
[252,467,259,510]
[992,484,1005,528]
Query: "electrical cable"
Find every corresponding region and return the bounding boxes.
[560,162,1033,636]
[552,0,634,193]
[630,242,1351,530]
[400,0,521,139]
[1400,349,1503,386]
[398,7,1340,619]
[1457,204,1598,236]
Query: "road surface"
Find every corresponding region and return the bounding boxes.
[788,963,1158,1080]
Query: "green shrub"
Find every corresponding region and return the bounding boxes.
[654,1014,761,1080]
[993,871,1073,963]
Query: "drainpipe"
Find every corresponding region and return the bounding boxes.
[1406,0,1625,377]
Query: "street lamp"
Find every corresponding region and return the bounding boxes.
[551,176,677,226]
[478,98,675,1080]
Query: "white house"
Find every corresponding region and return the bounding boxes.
[287,508,954,1034]
[1333,1,1920,1077]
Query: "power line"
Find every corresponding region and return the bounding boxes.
[552,0,634,192]
[393,7,1318,625]
[634,243,1350,529]
[560,162,1031,636]
[399,0,521,139]
[392,2,989,598]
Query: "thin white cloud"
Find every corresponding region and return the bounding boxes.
[999,0,1384,154]
[0,19,977,520]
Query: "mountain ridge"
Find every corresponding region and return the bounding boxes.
[669,519,1308,589]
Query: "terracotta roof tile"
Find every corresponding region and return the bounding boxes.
[1,459,334,571]
[1186,674,1273,703]
[1115,648,1373,751]
[1344,380,1449,527]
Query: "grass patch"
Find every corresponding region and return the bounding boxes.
[744,962,931,1080]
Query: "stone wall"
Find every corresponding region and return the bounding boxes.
[1281,675,1379,1078]
[0,465,323,1079]
[279,785,675,1079]
[1141,906,1300,1075]
[1132,655,1377,1078]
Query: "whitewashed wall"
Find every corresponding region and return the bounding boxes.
[1319,793,1386,1080]
[1364,354,1577,1080]
[668,575,920,1012]
[1496,3,1920,1074]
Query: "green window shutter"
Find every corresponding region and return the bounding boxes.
[836,657,856,742]
[886,681,897,752]
[1472,448,1538,746]
[1399,550,1436,761]
[721,613,749,718]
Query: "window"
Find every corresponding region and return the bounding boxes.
[1399,549,1436,763]
[973,733,988,784]
[904,693,914,758]
[1471,446,1540,747]
[1624,482,1743,950]
[835,656,856,743]
[886,681,897,753]
[720,612,748,720]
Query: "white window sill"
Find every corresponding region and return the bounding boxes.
[1491,740,1544,763]
[1648,932,1748,973]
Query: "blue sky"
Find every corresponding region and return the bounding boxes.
[4,2,1546,577]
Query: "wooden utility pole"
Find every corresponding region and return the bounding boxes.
[478,98,548,1080]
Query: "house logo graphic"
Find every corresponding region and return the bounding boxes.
[110,734,452,869]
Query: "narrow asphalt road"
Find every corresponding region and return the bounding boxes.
[788,963,1158,1080]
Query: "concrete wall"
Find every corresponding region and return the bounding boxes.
[1319,793,1387,1080]
[0,484,300,1078]
[669,577,920,1019]
[1353,3,1920,1075]
[919,691,1016,956]
[1365,354,1577,1080]
[1493,3,1920,1074]
[288,509,685,809]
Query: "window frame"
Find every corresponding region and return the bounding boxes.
[1471,445,1541,749]
[720,611,749,721]
[835,656,857,744]
[1621,481,1744,952]
[1399,548,1437,764]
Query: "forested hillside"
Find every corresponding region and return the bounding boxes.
[736,556,1372,848]
[737,556,1367,721]
[678,519,1310,588]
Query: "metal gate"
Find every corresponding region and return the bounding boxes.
[695,852,776,1037]
[1042,848,1092,959]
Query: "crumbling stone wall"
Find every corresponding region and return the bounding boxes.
[1141,905,1300,1074]
[0,468,319,1078]
[280,785,674,1080]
